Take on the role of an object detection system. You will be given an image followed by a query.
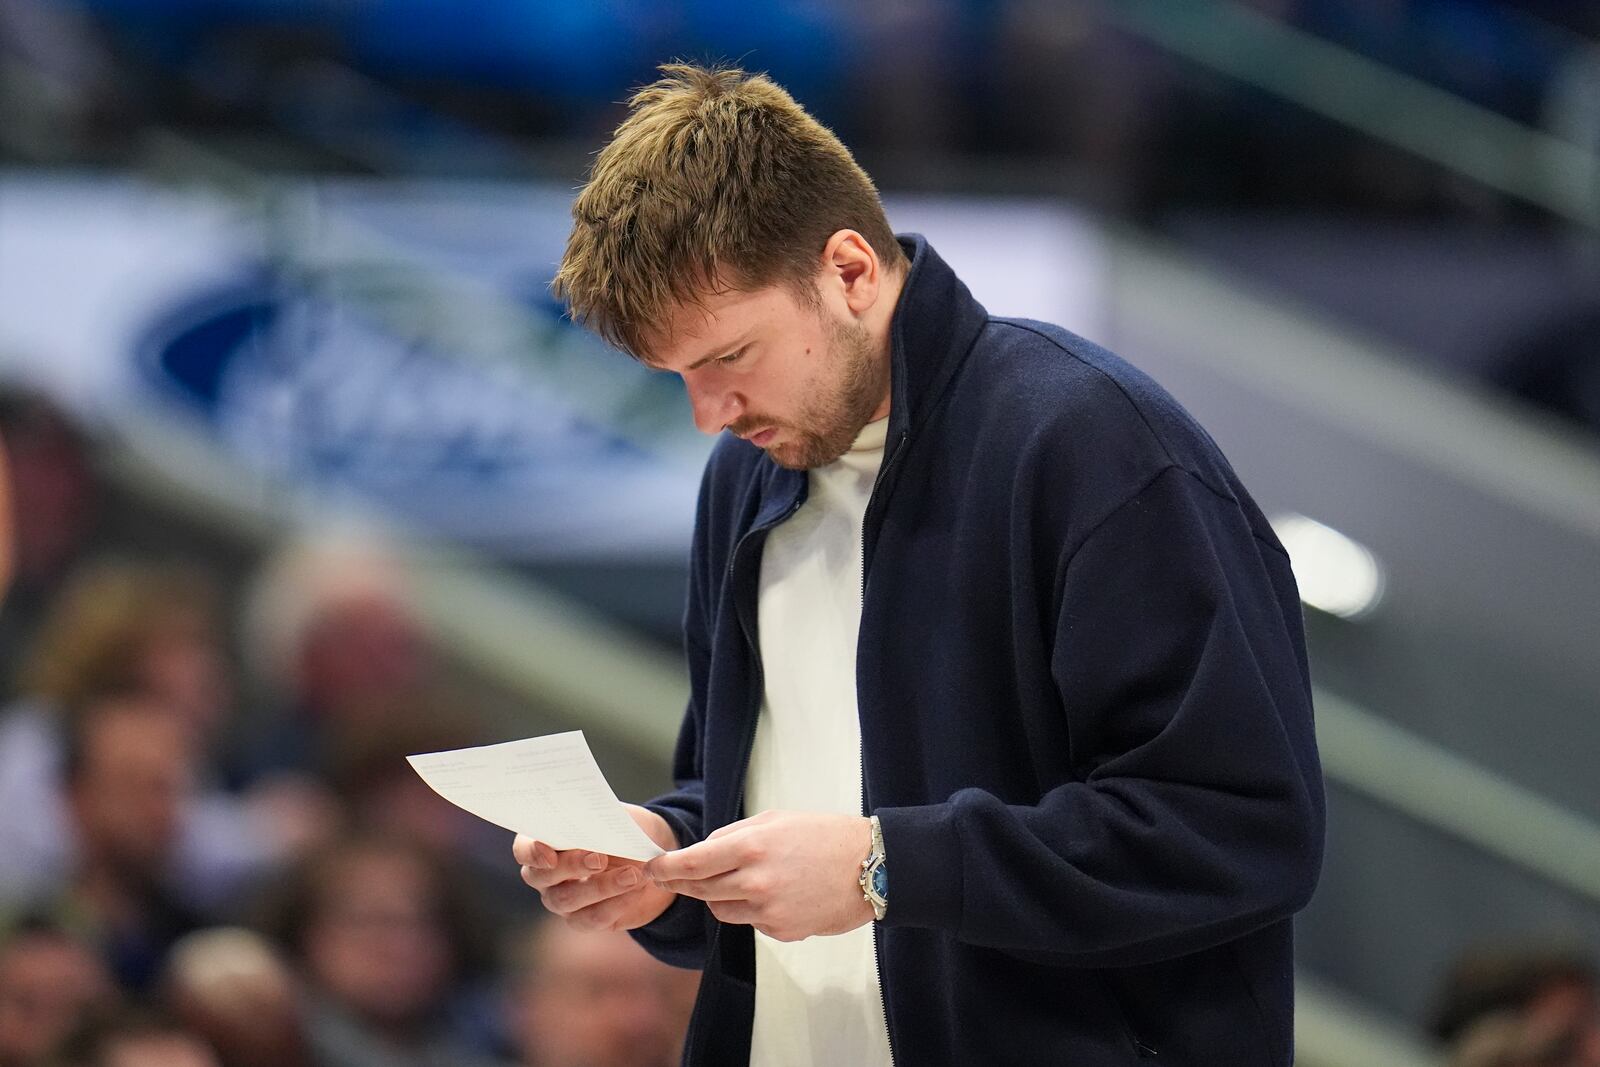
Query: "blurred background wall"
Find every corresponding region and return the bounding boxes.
[1,2,1598,1066]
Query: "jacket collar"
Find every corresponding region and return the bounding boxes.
[885,234,989,443]
[746,233,987,527]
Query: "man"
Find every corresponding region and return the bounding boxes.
[514,63,1324,1066]
[0,920,114,1067]
[0,389,99,693]
[53,693,204,993]
[260,834,502,1067]
[503,920,698,1067]
[0,437,12,601]
[1431,947,1600,1067]
[52,1009,220,1067]
[163,927,315,1067]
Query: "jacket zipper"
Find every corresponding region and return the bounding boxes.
[680,923,720,1067]
[861,429,908,1067]
[728,496,803,826]
[686,499,799,1067]
[715,425,906,1066]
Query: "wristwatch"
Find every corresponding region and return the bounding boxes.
[858,815,888,921]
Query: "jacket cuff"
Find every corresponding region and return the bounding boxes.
[628,801,710,968]
[873,802,965,933]
[627,891,709,970]
[644,801,700,851]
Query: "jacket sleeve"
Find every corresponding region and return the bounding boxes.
[874,465,1325,967]
[629,462,721,968]
[631,632,712,968]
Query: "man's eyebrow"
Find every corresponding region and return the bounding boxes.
[682,335,753,372]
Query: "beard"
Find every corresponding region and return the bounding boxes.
[732,315,888,470]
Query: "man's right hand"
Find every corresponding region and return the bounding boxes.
[513,803,680,933]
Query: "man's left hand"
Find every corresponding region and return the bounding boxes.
[645,810,874,942]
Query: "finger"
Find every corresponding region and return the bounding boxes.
[511,835,557,869]
[519,847,610,891]
[646,837,743,883]
[564,883,656,933]
[521,850,613,893]
[654,869,755,903]
[539,862,646,916]
[706,811,774,840]
[707,898,759,926]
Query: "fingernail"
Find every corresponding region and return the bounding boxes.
[584,853,606,870]
[617,868,640,887]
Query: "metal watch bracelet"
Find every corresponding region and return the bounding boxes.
[858,814,888,921]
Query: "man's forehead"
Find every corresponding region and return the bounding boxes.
[642,283,775,369]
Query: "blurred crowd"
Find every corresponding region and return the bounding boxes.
[1432,948,1600,1067]
[0,384,698,1067]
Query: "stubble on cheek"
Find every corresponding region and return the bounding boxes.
[723,315,884,470]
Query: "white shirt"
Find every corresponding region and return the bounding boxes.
[744,415,894,1067]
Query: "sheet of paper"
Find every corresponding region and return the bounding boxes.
[406,730,664,862]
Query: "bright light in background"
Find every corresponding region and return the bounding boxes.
[1270,513,1386,620]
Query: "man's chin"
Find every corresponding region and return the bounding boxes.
[765,436,847,471]
[765,445,812,471]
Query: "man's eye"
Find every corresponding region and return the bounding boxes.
[717,349,746,365]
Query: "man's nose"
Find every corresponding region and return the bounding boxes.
[686,379,742,436]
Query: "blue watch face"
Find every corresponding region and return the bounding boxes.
[871,863,888,900]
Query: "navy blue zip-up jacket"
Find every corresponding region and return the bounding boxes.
[634,235,1325,1066]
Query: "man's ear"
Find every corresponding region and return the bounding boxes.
[820,229,881,316]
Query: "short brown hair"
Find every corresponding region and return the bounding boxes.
[19,558,216,713]
[553,62,906,359]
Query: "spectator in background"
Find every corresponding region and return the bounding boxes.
[0,561,331,911]
[162,927,313,1067]
[51,1009,218,1067]
[325,694,482,853]
[1431,946,1600,1067]
[502,919,697,1067]
[1,438,13,602]
[0,389,100,695]
[0,919,114,1067]
[35,694,204,994]
[257,834,503,1067]
[18,559,229,746]
[1449,1013,1600,1067]
[241,534,437,782]
[0,699,206,1023]
[323,695,526,919]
